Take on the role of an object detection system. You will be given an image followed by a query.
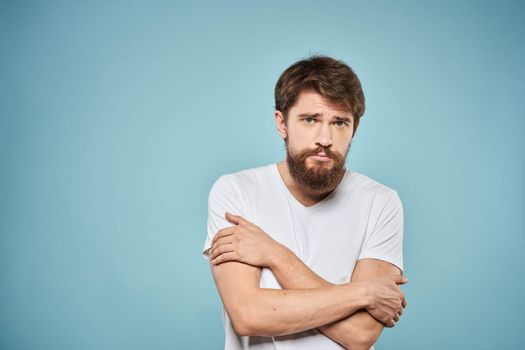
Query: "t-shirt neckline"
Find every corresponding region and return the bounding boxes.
[272,163,350,211]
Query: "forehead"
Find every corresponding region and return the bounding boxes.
[289,90,350,117]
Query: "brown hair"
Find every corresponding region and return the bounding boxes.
[274,55,365,135]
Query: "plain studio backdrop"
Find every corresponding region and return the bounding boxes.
[1,1,524,349]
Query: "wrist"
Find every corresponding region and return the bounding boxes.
[267,243,291,269]
[347,280,373,309]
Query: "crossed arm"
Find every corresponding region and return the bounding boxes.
[265,244,403,349]
[210,256,372,337]
[208,212,407,349]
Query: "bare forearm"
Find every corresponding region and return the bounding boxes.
[269,244,331,289]
[320,311,383,350]
[239,283,368,337]
[270,245,380,349]
[211,260,370,338]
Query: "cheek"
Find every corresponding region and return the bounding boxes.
[335,135,352,154]
[292,128,318,145]
[286,129,309,149]
[289,139,311,156]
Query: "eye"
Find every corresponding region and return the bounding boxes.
[304,117,316,125]
[335,120,349,128]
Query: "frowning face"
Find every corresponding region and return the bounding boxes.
[275,90,355,193]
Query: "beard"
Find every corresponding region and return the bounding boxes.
[285,141,350,194]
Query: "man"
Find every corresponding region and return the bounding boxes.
[202,55,407,350]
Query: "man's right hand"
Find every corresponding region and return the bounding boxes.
[358,274,408,328]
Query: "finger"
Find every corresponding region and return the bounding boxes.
[402,298,407,308]
[211,235,235,252]
[390,274,408,285]
[210,235,235,257]
[384,319,395,328]
[393,313,400,322]
[225,212,250,226]
[212,251,238,265]
[225,212,238,224]
[211,227,235,245]
[212,227,235,245]
[209,242,234,260]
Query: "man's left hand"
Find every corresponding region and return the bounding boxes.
[209,212,281,268]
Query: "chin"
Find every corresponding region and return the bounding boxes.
[307,159,333,169]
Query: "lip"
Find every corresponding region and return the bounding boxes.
[310,154,332,162]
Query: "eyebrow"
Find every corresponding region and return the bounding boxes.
[297,113,353,122]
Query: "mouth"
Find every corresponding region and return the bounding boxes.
[309,153,332,162]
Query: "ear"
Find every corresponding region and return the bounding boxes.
[274,110,287,139]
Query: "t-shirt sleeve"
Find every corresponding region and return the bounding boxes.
[358,190,404,273]
[202,175,246,260]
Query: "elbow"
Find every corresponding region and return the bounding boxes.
[344,330,377,350]
[231,304,281,337]
[347,342,374,350]
[231,315,253,336]
[230,305,259,336]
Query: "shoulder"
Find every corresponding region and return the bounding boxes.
[209,163,275,197]
[348,170,402,206]
[208,164,275,219]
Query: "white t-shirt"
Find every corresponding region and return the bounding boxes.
[202,163,404,350]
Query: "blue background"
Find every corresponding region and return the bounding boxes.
[1,1,524,349]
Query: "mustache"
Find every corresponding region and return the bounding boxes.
[305,146,340,159]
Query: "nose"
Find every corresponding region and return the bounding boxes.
[315,122,332,148]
